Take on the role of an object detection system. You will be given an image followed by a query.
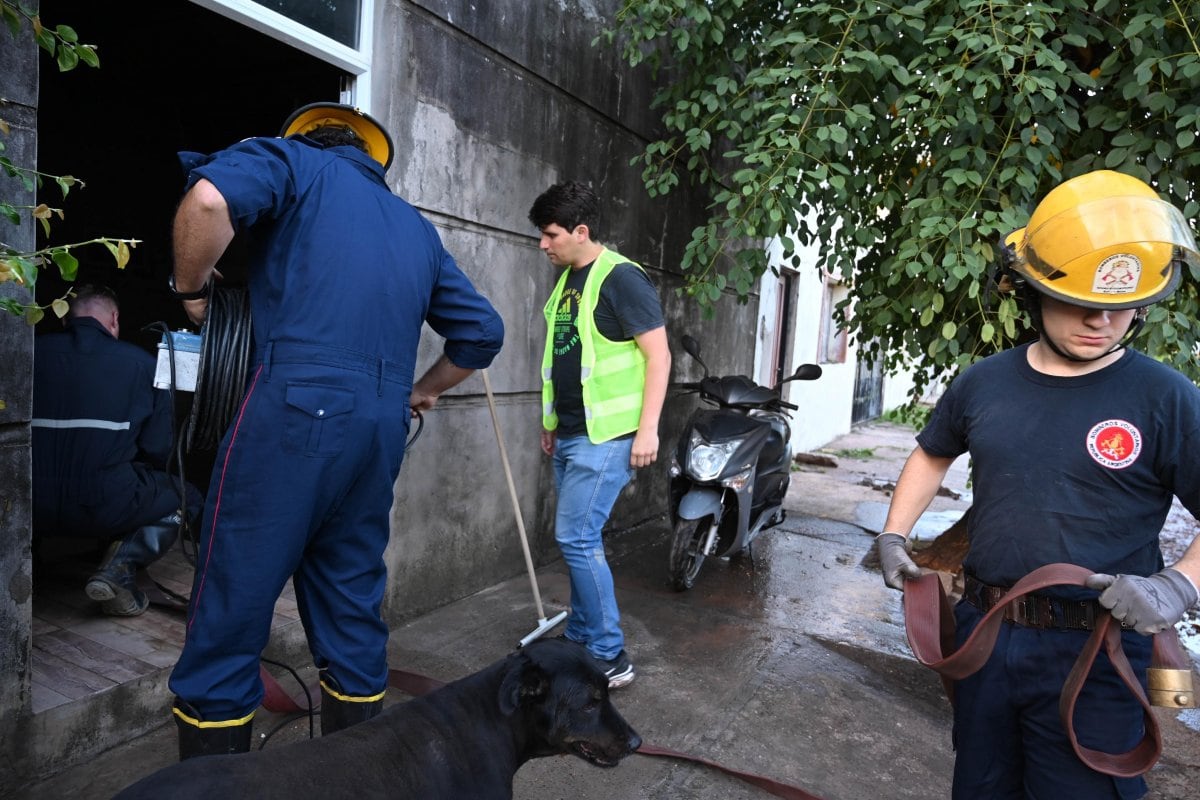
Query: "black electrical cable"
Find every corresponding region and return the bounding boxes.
[187,287,253,453]
[141,320,200,566]
[258,656,316,745]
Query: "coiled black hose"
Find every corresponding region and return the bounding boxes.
[182,285,426,455]
[186,286,253,453]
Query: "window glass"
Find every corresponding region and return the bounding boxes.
[251,0,359,48]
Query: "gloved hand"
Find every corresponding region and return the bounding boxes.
[877,532,921,591]
[1085,568,1200,635]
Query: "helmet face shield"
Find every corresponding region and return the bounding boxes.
[1009,192,1197,309]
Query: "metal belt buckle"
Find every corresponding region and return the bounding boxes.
[1076,601,1094,631]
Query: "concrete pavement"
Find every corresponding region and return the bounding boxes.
[16,422,1200,799]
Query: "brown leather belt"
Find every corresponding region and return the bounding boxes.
[905,564,1164,778]
[963,573,1111,630]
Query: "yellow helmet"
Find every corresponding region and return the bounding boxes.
[1003,170,1198,309]
[281,102,394,171]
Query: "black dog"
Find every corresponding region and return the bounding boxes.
[111,638,641,799]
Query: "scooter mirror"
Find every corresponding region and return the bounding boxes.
[787,363,823,382]
[681,335,702,360]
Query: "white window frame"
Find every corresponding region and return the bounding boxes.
[188,0,374,106]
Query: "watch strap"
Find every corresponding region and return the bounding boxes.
[168,274,211,300]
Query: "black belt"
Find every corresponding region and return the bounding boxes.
[963,574,1113,631]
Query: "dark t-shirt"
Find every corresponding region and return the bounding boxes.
[551,261,665,436]
[917,343,1200,592]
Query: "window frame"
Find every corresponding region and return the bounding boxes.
[188,0,375,104]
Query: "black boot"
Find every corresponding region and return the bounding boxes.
[174,699,253,760]
[85,513,180,616]
[319,671,384,736]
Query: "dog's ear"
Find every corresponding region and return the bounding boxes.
[498,651,550,715]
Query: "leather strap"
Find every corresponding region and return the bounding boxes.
[903,564,1161,777]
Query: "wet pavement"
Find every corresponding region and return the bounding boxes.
[17,422,1200,799]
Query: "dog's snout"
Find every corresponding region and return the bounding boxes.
[627,730,643,753]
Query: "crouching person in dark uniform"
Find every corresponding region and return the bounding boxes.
[32,284,204,616]
[165,103,504,760]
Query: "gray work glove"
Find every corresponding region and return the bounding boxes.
[1085,568,1200,635]
[877,532,921,591]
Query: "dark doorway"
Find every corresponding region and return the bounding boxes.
[35,0,344,492]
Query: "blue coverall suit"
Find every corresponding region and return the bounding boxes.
[32,316,201,538]
[167,136,504,722]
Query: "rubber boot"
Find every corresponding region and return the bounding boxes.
[173,699,253,761]
[85,513,180,616]
[319,671,384,736]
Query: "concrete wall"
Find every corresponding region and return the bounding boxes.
[0,14,38,781]
[372,0,756,621]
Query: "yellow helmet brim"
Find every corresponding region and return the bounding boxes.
[281,103,393,171]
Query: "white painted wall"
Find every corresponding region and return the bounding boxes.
[756,231,927,454]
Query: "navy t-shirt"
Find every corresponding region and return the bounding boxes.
[917,343,1200,592]
[551,261,665,437]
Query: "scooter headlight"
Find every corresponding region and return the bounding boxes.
[687,433,739,481]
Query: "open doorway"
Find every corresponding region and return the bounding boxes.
[30,0,344,713]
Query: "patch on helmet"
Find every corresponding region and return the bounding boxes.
[1092,254,1142,295]
[1086,419,1141,469]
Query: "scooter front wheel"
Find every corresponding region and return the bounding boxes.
[669,516,711,591]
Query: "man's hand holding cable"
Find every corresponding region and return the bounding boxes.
[877,532,921,591]
[1085,568,1200,635]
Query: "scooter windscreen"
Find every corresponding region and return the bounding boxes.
[701,375,779,407]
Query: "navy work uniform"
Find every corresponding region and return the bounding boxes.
[167,135,503,727]
[32,316,198,538]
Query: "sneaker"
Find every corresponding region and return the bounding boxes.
[85,574,149,616]
[598,649,636,689]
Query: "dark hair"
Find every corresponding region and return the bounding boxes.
[305,125,368,155]
[68,283,119,317]
[528,181,600,238]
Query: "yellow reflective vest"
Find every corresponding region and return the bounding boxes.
[542,249,647,443]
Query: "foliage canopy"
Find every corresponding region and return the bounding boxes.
[602,0,1200,397]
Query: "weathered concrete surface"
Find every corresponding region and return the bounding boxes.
[16,422,1198,799]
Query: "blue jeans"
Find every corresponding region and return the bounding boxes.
[951,602,1151,800]
[552,435,634,661]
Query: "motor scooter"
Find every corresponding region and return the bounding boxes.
[667,335,822,591]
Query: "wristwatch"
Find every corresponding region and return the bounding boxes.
[168,274,210,300]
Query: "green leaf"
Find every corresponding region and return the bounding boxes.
[50,249,79,281]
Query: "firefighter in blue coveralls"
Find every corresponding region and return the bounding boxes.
[32,284,204,616]
[165,103,504,759]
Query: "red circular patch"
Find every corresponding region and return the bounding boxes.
[1086,420,1141,470]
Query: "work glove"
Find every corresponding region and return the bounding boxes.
[877,532,921,591]
[1085,568,1200,635]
